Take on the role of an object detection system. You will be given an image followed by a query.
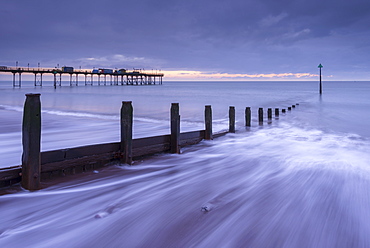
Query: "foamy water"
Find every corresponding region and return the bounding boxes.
[1,124,370,247]
[1,81,370,247]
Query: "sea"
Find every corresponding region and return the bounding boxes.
[1,80,370,247]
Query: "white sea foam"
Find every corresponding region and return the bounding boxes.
[2,123,370,247]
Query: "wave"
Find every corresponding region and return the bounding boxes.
[0,104,212,127]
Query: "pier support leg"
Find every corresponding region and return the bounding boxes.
[171,103,180,154]
[12,73,21,87]
[120,101,133,165]
[54,74,57,89]
[229,106,235,133]
[258,108,263,125]
[22,93,41,191]
[205,105,213,140]
[245,107,251,127]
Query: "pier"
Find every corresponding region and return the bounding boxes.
[0,66,164,87]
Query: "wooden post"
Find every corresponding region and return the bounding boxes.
[22,93,41,191]
[282,109,286,113]
[205,105,213,140]
[120,101,133,165]
[258,108,263,125]
[229,106,235,133]
[245,107,251,127]
[275,108,279,116]
[267,108,272,120]
[171,103,180,153]
[288,107,292,111]
[292,105,296,108]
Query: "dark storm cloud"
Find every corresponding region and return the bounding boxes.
[1,0,370,79]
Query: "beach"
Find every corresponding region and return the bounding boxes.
[1,81,370,247]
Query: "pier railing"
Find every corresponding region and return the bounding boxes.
[0,67,164,76]
[0,94,299,191]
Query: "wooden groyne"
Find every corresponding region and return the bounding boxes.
[0,94,300,191]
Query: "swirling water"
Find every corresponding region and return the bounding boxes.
[1,81,370,247]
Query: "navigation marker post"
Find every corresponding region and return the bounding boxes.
[318,63,323,94]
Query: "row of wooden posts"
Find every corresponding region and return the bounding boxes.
[8,93,299,191]
[110,102,299,163]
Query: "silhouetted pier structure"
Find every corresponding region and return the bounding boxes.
[0,66,164,87]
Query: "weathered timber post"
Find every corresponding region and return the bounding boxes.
[267,108,272,120]
[205,105,213,140]
[288,107,292,111]
[245,107,251,127]
[22,93,41,191]
[229,106,235,133]
[292,105,296,108]
[275,108,279,116]
[120,101,133,165]
[282,109,286,113]
[171,103,180,153]
[258,108,263,125]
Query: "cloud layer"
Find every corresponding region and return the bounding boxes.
[1,0,370,80]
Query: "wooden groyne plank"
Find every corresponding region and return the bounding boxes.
[133,135,171,157]
[180,130,205,147]
[41,142,120,164]
[0,167,21,188]
[41,153,116,180]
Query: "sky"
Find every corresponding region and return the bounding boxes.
[1,0,370,81]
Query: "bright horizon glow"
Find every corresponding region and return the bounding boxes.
[161,70,319,81]
[0,68,333,81]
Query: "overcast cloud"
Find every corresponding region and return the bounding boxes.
[1,0,370,80]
